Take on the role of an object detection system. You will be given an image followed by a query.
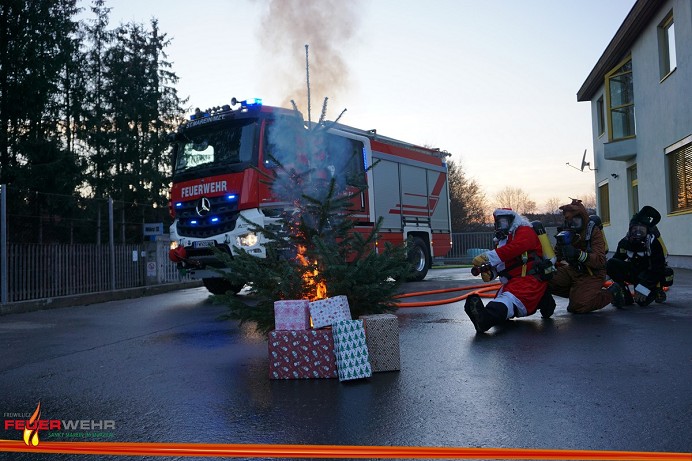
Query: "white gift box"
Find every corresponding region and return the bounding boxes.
[308,295,351,328]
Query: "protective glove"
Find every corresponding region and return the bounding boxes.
[562,245,588,263]
[472,253,489,267]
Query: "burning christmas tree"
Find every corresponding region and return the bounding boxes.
[213,49,412,334]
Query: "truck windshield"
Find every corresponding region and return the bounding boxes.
[174,119,257,175]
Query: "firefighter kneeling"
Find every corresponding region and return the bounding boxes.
[464,208,555,334]
[606,206,673,307]
[548,198,623,313]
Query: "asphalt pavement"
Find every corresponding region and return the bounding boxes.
[0,267,690,460]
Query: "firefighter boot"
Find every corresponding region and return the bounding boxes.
[654,288,667,304]
[538,290,556,319]
[622,285,635,306]
[464,295,495,333]
[608,282,625,308]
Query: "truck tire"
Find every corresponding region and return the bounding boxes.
[407,237,430,282]
[202,278,245,295]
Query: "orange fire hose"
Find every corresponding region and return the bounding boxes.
[394,282,501,308]
[396,279,669,308]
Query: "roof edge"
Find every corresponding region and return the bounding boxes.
[577,0,664,102]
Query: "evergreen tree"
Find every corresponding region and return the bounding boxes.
[98,19,185,239]
[0,1,184,242]
[0,0,84,242]
[82,0,114,200]
[215,117,412,335]
[141,18,187,210]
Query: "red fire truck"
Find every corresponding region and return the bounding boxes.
[168,98,452,294]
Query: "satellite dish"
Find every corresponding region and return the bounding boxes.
[579,149,588,171]
[567,149,597,172]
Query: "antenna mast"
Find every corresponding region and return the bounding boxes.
[305,44,311,127]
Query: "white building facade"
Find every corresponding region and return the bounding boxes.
[578,0,692,268]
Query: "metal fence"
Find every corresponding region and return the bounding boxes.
[0,184,187,304]
[442,232,495,264]
[5,239,184,303]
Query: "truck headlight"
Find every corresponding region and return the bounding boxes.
[170,241,179,250]
[236,232,258,247]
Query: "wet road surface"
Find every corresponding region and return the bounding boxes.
[1,268,690,460]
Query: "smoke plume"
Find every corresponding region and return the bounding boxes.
[258,0,361,114]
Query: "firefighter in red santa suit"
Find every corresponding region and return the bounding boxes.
[464,208,555,334]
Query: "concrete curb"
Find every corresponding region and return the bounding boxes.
[0,280,204,316]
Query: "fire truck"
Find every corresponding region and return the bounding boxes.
[167,98,452,294]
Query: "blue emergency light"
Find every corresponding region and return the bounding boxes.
[226,194,237,201]
[210,217,219,223]
[231,97,263,108]
[189,108,210,121]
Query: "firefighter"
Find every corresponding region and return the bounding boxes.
[606,206,673,306]
[548,198,624,312]
[464,208,554,334]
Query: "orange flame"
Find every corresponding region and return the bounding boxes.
[23,402,41,446]
[297,245,327,300]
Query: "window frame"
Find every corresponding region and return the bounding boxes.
[605,56,636,142]
[596,95,605,137]
[627,164,639,217]
[658,12,677,81]
[598,182,611,225]
[666,137,692,214]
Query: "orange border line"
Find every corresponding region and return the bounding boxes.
[0,441,689,459]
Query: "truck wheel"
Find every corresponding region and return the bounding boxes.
[407,237,430,281]
[202,278,245,295]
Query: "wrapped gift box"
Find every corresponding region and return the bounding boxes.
[332,319,372,381]
[360,313,401,372]
[274,300,310,331]
[268,329,337,379]
[309,295,351,329]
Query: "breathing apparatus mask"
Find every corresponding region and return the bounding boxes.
[628,223,648,251]
[563,215,584,232]
[493,210,515,240]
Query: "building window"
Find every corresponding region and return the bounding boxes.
[658,12,677,79]
[628,165,638,217]
[668,141,692,213]
[598,182,610,225]
[605,57,635,141]
[597,96,605,137]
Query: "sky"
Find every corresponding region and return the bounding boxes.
[90,0,637,212]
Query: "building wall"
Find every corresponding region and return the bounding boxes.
[590,0,692,268]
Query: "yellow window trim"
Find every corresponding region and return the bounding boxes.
[604,54,633,143]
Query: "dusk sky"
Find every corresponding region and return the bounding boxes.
[94,0,637,211]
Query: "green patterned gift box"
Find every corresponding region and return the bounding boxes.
[332,319,372,381]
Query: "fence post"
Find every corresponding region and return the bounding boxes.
[1,184,7,304]
[109,197,116,291]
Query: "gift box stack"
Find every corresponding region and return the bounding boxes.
[268,295,374,381]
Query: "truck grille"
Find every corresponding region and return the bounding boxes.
[175,196,239,238]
